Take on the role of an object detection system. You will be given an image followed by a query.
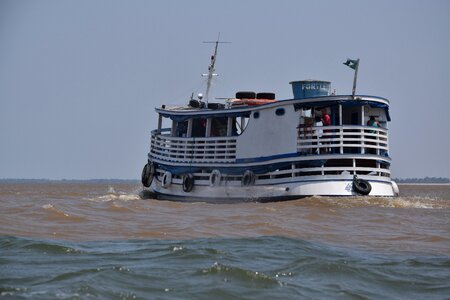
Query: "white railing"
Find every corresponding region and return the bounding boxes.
[150,129,237,163]
[297,125,389,155]
[154,163,391,187]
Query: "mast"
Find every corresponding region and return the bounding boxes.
[202,33,230,105]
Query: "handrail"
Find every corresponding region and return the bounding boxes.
[297,125,389,156]
[150,129,237,163]
[151,129,237,142]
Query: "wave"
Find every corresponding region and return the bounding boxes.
[199,261,282,286]
[41,204,86,221]
[294,196,449,209]
[84,186,141,203]
[90,193,141,202]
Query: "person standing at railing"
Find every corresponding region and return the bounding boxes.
[321,109,331,153]
[322,109,331,127]
[366,116,381,154]
[367,116,381,132]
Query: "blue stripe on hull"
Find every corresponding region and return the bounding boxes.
[235,152,299,163]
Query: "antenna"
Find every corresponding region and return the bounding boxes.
[202,33,231,106]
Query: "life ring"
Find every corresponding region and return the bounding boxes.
[209,170,222,187]
[141,163,154,188]
[182,173,194,192]
[161,171,172,188]
[241,170,255,186]
[353,175,372,195]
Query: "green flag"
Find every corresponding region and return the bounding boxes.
[344,58,359,70]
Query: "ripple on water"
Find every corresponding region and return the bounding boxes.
[41,204,86,222]
[1,236,449,299]
[293,195,449,209]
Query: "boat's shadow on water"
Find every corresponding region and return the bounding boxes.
[139,189,157,200]
[138,189,305,204]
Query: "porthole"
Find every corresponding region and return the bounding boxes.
[254,112,260,119]
[275,108,285,116]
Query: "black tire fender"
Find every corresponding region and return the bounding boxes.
[182,173,195,192]
[241,170,255,186]
[353,175,372,195]
[161,171,172,188]
[141,163,154,188]
[209,170,221,187]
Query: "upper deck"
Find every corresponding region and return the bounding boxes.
[155,95,390,120]
[149,94,391,176]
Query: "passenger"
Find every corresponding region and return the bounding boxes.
[367,116,381,130]
[321,109,331,126]
[321,109,331,152]
[314,116,323,137]
[366,116,381,154]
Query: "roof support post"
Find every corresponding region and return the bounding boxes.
[206,118,212,137]
[171,120,177,137]
[240,117,246,132]
[227,117,233,136]
[157,114,163,133]
[339,104,343,154]
[361,105,365,154]
[187,119,193,138]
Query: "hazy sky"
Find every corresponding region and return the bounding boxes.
[1,0,449,179]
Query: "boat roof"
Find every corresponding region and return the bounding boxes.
[156,95,390,121]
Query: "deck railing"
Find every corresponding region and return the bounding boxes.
[150,129,237,163]
[297,125,389,156]
[151,125,389,165]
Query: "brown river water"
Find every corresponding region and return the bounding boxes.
[1,182,449,255]
[1,181,450,299]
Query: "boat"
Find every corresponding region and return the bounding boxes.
[141,40,399,202]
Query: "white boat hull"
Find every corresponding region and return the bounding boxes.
[148,176,398,202]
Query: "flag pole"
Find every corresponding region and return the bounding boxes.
[202,33,231,106]
[352,59,360,99]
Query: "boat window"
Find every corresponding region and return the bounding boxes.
[275,108,285,116]
[235,115,249,135]
[341,106,363,126]
[210,117,228,137]
[253,112,260,119]
[192,119,206,137]
[177,115,251,138]
[175,121,188,137]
